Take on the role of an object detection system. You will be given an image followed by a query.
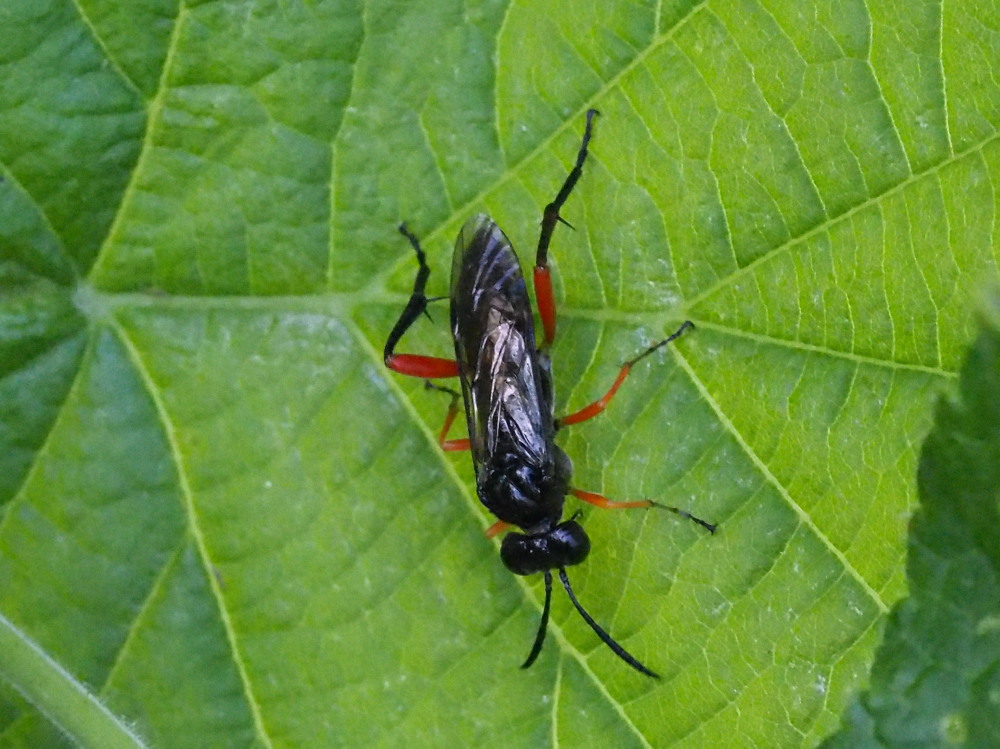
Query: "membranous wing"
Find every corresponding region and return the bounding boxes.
[450,215,554,476]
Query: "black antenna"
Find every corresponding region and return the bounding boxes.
[521,570,553,669]
[558,568,660,678]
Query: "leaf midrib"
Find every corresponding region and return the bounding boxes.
[86,284,960,379]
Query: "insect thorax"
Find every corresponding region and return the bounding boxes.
[476,446,572,533]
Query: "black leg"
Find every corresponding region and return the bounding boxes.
[534,109,600,346]
[383,225,460,379]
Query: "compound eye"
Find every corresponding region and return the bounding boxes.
[500,532,550,576]
[550,520,590,567]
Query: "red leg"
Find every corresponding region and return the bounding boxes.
[534,266,557,348]
[571,487,715,533]
[387,354,459,379]
[557,321,694,427]
[425,382,471,451]
[558,361,631,427]
[384,224,460,379]
[571,488,651,510]
[486,520,512,539]
[533,109,599,348]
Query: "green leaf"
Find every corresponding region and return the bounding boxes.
[821,294,1000,748]
[1,0,997,746]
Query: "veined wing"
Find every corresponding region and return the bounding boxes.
[449,215,551,473]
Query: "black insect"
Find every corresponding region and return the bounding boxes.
[384,110,715,677]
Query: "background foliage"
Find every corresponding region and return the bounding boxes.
[1,0,998,746]
[822,295,1000,748]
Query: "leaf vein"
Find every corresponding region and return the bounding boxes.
[68,0,145,101]
[671,346,892,614]
[110,320,276,749]
[686,131,1000,309]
